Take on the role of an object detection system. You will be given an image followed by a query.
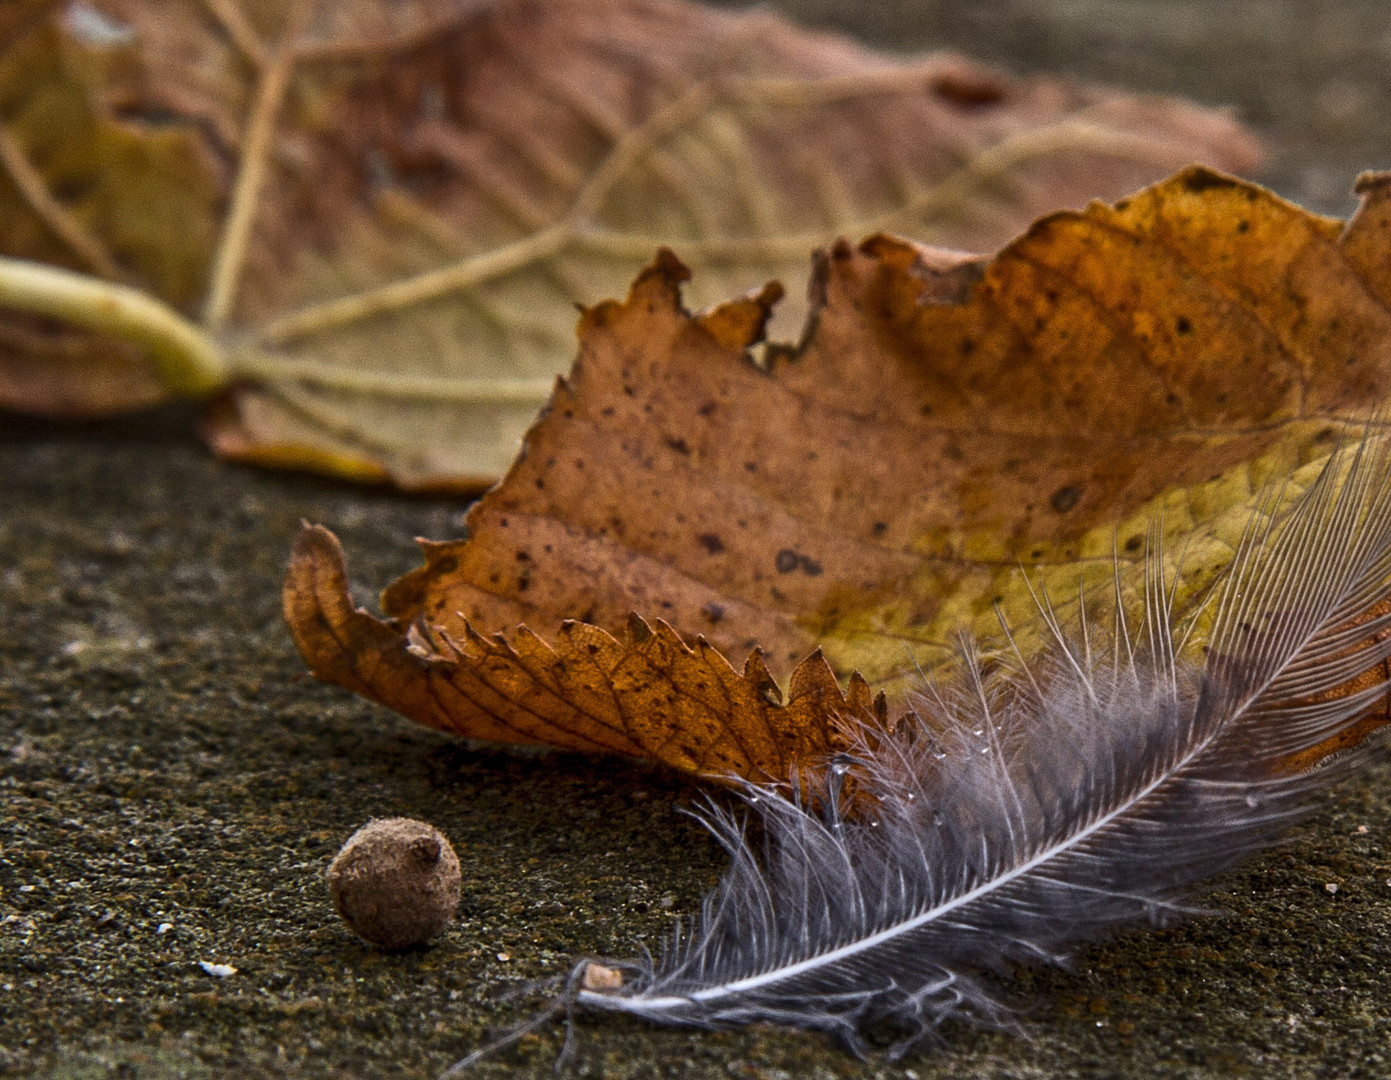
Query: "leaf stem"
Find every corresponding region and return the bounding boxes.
[0,255,227,396]
[228,349,556,404]
[198,0,270,69]
[256,223,572,345]
[201,0,312,329]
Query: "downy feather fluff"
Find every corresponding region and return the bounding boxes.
[564,437,1391,1057]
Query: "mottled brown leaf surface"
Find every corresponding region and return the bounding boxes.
[286,168,1391,778]
[286,523,887,779]
[0,0,1257,487]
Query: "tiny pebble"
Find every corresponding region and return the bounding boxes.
[580,963,624,992]
[198,961,236,978]
[496,952,510,962]
[1325,882,1339,895]
[157,923,172,934]
[1357,825,1368,834]
[326,818,461,950]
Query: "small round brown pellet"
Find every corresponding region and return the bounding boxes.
[326,818,461,949]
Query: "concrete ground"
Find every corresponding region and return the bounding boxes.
[4,2,1391,1077]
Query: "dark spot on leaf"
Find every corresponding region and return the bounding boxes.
[698,401,717,417]
[1237,220,1250,233]
[48,176,94,202]
[701,602,725,624]
[112,105,181,129]
[1124,534,1143,552]
[1175,316,1192,335]
[1050,485,1082,513]
[1183,168,1237,193]
[776,549,823,575]
[664,435,691,455]
[697,533,725,555]
[744,461,758,472]
[929,70,1006,108]
[872,522,888,537]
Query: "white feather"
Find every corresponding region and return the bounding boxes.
[567,436,1391,1057]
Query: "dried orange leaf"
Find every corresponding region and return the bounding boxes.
[285,168,1391,780]
[0,0,1256,487]
[285,523,887,778]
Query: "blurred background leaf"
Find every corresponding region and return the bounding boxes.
[0,0,1257,488]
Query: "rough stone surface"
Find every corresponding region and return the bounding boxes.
[326,819,461,950]
[3,3,1391,1078]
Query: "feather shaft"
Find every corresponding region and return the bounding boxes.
[557,438,1391,1056]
